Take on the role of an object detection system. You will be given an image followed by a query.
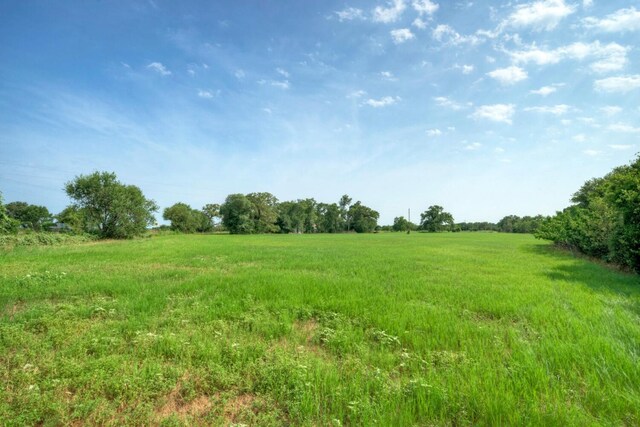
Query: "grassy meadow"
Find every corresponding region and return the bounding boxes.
[1,233,639,426]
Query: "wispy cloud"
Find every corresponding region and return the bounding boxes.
[608,123,640,133]
[609,144,633,150]
[335,7,365,21]
[583,7,640,32]
[594,75,640,93]
[197,90,216,99]
[426,128,442,137]
[600,106,622,116]
[276,68,290,78]
[456,64,475,74]
[583,149,601,156]
[372,0,406,23]
[412,0,439,16]
[390,28,415,44]
[432,24,481,45]
[365,96,400,107]
[147,62,171,76]
[433,96,471,110]
[471,104,516,124]
[465,142,482,150]
[524,104,570,115]
[508,41,629,73]
[487,66,528,85]
[529,85,560,96]
[502,0,576,31]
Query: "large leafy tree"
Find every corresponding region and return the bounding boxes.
[220,194,254,234]
[392,216,416,232]
[202,203,221,229]
[339,194,352,231]
[348,201,379,233]
[163,203,200,233]
[246,192,279,233]
[0,192,20,234]
[5,201,53,231]
[420,205,454,232]
[64,172,158,239]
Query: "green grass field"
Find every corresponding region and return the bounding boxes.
[1,233,639,426]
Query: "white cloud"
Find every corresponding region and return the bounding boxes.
[465,142,482,150]
[583,7,640,32]
[600,106,622,116]
[380,71,397,80]
[234,69,245,79]
[494,147,506,153]
[197,90,215,99]
[335,7,365,21]
[583,149,601,156]
[573,134,587,142]
[390,28,415,44]
[524,104,570,115]
[432,24,481,45]
[413,0,439,15]
[365,96,400,107]
[147,62,171,76]
[413,18,428,29]
[609,144,632,150]
[487,66,528,85]
[503,0,576,31]
[276,68,290,78]
[262,107,272,114]
[471,104,516,124]
[456,64,475,74]
[433,96,470,110]
[594,75,640,92]
[509,41,629,73]
[530,85,557,96]
[426,128,442,136]
[373,0,406,23]
[347,90,367,98]
[608,123,640,133]
[271,80,290,89]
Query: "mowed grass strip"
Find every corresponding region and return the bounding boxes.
[1,233,639,425]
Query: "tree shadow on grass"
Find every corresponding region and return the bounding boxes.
[520,243,640,296]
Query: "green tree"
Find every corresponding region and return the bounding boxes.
[392,216,416,232]
[56,206,85,233]
[202,203,221,229]
[420,205,454,232]
[0,192,20,234]
[64,171,158,239]
[339,194,352,231]
[5,201,53,231]
[348,201,379,233]
[220,194,254,234]
[246,192,279,233]
[163,202,200,233]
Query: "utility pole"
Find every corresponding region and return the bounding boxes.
[407,208,411,234]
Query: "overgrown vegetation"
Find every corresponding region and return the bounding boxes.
[1,233,638,425]
[536,154,640,272]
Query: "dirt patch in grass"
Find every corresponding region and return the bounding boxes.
[2,302,25,321]
[156,375,212,421]
[223,393,260,424]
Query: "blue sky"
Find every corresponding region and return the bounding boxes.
[1,0,639,224]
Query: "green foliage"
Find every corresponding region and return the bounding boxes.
[56,206,86,234]
[0,192,20,234]
[348,201,379,233]
[392,216,417,232]
[0,232,95,247]
[536,155,640,272]
[246,192,280,233]
[420,205,454,232]
[220,193,254,234]
[162,202,211,233]
[5,202,53,231]
[497,215,546,233]
[64,171,158,239]
[1,233,639,425]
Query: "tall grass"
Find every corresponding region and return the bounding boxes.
[1,233,639,425]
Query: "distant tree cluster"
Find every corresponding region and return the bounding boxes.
[216,193,379,234]
[536,155,640,272]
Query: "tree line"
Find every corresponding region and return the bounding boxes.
[1,170,557,240]
[535,154,640,272]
